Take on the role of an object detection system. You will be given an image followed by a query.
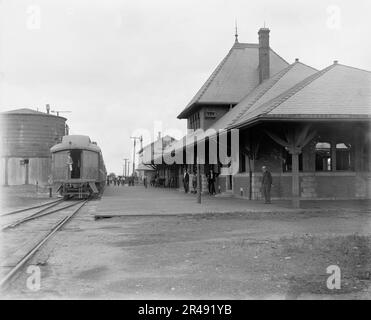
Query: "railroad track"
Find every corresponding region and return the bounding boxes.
[1,200,84,230]
[0,199,64,217]
[0,199,89,288]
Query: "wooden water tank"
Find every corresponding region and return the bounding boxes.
[0,108,67,185]
[0,108,66,158]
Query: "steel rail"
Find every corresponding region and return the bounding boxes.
[1,201,84,230]
[0,199,64,217]
[0,200,88,288]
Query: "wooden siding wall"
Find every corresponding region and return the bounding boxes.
[1,157,52,185]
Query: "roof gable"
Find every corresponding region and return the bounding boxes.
[209,61,318,130]
[177,42,289,118]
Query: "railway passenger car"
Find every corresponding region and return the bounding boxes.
[50,135,106,199]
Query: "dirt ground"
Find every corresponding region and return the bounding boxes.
[1,186,370,299]
[0,185,58,212]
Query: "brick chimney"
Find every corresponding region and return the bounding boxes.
[258,27,270,83]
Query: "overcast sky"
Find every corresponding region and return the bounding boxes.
[0,0,370,174]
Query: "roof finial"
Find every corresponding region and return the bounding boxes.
[234,19,239,43]
[264,21,266,28]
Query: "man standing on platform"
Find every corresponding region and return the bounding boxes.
[183,169,189,193]
[261,166,272,204]
[207,169,216,195]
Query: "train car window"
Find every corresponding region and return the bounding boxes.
[70,150,82,178]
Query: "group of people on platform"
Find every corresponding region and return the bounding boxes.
[183,169,218,195]
[106,176,135,186]
[107,165,273,204]
[147,174,177,188]
[182,166,272,203]
[106,176,124,186]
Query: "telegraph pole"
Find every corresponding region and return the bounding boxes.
[123,158,128,177]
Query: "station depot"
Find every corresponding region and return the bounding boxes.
[139,27,371,207]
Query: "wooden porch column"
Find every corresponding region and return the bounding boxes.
[331,138,337,171]
[265,124,317,209]
[250,158,257,199]
[178,165,184,190]
[354,127,363,171]
[197,163,201,203]
[242,131,260,201]
[291,152,300,208]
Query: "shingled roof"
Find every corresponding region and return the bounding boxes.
[177,42,289,119]
[229,62,371,128]
[210,60,318,130]
[158,62,370,160]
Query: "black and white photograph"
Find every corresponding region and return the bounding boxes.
[0,0,370,305]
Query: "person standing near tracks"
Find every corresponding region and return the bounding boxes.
[261,166,273,204]
[66,151,73,179]
[183,169,189,193]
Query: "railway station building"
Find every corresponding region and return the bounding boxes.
[150,27,371,206]
[137,134,177,186]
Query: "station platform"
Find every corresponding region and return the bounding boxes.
[91,185,371,218]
